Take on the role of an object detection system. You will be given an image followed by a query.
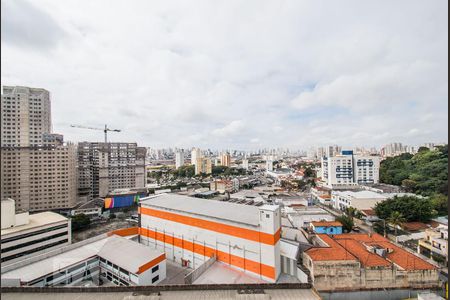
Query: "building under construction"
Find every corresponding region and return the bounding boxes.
[77,142,146,202]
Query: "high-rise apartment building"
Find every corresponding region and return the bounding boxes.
[1,86,78,212]
[242,159,249,170]
[175,150,184,169]
[219,152,231,167]
[191,147,201,165]
[195,157,212,175]
[321,150,380,188]
[77,142,146,202]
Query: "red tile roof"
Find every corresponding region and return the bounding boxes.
[305,234,357,261]
[360,209,376,216]
[402,222,429,232]
[311,221,342,227]
[306,233,436,271]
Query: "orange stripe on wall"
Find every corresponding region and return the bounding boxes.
[108,227,139,237]
[139,206,280,246]
[137,253,166,274]
[139,227,276,280]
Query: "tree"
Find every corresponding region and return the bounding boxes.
[304,167,315,178]
[345,207,357,220]
[336,215,354,233]
[374,195,435,222]
[71,214,91,232]
[430,193,448,216]
[387,211,406,235]
[379,145,448,196]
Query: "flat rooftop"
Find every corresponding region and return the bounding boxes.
[98,236,164,274]
[193,261,266,284]
[333,190,387,199]
[140,193,269,226]
[1,212,68,236]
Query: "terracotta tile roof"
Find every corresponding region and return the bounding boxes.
[311,221,342,227]
[319,195,331,199]
[306,233,436,271]
[367,241,435,271]
[305,234,357,261]
[334,239,391,268]
[427,220,442,228]
[360,209,376,216]
[402,222,429,232]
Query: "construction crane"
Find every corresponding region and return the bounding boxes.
[70,124,121,143]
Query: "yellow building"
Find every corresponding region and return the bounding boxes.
[220,153,231,167]
[195,157,212,175]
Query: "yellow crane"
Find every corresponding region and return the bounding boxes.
[70,124,121,143]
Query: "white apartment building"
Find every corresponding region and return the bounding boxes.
[175,150,184,169]
[191,147,202,166]
[1,199,71,264]
[242,159,249,170]
[139,193,282,282]
[266,159,274,171]
[321,150,380,188]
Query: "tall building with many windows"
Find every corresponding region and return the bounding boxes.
[321,150,380,188]
[219,152,231,167]
[190,147,201,166]
[1,86,78,212]
[77,142,146,202]
[175,150,184,169]
[195,157,212,175]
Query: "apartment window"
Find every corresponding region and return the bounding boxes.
[152,275,159,283]
[151,265,159,273]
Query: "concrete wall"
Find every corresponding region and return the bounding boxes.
[184,255,216,284]
[1,200,16,229]
[303,253,440,291]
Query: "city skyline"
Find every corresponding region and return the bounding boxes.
[1,0,448,149]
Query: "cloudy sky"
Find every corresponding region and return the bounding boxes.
[1,0,448,150]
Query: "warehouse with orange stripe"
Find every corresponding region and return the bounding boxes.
[138,193,282,282]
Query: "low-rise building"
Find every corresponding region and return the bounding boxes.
[303,233,439,291]
[1,199,71,264]
[285,206,335,229]
[331,190,387,211]
[1,230,166,287]
[210,179,236,193]
[310,221,343,235]
[418,225,448,264]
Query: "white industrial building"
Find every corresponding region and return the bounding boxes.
[1,234,166,287]
[139,193,281,282]
[1,199,71,263]
[321,150,380,188]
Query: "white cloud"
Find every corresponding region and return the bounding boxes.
[212,120,245,137]
[1,0,447,149]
